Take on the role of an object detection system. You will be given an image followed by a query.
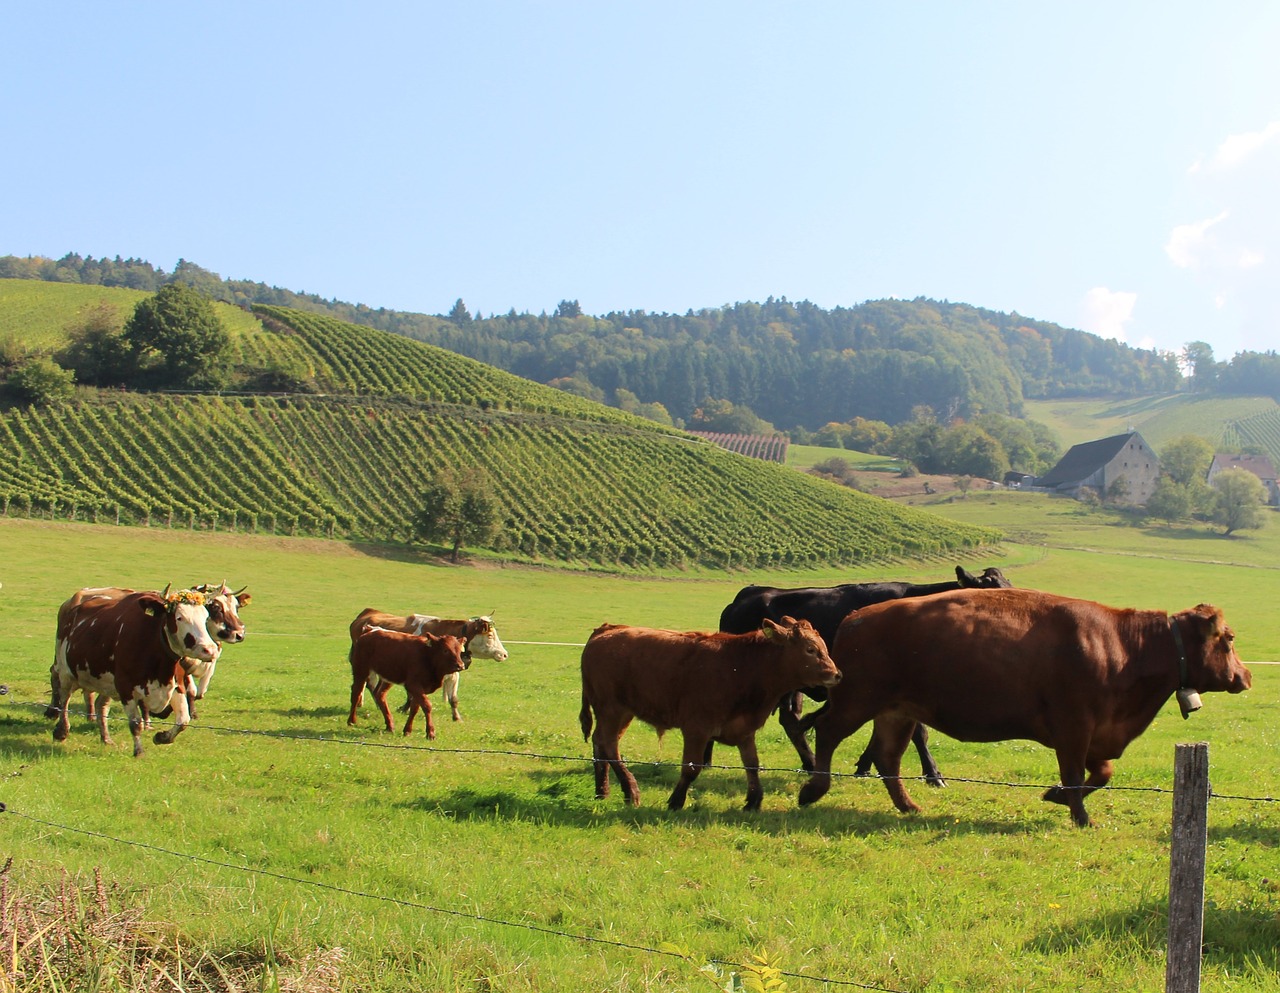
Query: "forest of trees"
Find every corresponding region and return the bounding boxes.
[7,252,1278,434]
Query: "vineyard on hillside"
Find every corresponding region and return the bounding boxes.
[0,394,998,569]
[687,432,789,463]
[243,306,672,431]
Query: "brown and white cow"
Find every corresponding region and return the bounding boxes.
[579,617,841,811]
[48,582,250,723]
[348,609,508,721]
[347,624,467,739]
[50,588,219,757]
[797,588,1253,826]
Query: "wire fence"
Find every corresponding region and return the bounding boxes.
[4,684,1277,992]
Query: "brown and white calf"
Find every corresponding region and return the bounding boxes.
[347,625,467,739]
[50,588,218,756]
[579,616,841,811]
[348,608,508,721]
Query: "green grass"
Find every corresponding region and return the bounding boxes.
[0,515,1276,992]
[786,443,901,472]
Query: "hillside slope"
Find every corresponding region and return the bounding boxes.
[1024,395,1280,463]
[0,294,1001,569]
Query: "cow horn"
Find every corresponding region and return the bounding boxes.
[232,584,248,596]
[162,583,172,598]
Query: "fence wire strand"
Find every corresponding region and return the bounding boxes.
[0,802,910,993]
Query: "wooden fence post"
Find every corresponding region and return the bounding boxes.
[1166,741,1209,993]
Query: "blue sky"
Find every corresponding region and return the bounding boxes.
[4,3,1277,361]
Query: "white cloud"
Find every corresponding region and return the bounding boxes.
[1081,287,1138,342]
[1192,121,1280,174]
[1164,211,1228,269]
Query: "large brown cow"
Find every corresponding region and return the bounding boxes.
[347,625,467,739]
[348,609,508,721]
[579,617,841,811]
[796,588,1253,826]
[50,588,219,757]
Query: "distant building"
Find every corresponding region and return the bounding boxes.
[1207,453,1280,507]
[1034,431,1160,506]
[1003,471,1035,488]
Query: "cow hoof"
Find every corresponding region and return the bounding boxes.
[153,731,174,745]
[44,706,59,719]
[927,777,947,789]
[797,780,829,806]
[52,727,68,742]
[452,714,463,722]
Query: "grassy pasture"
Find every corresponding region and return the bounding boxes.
[1023,394,1280,457]
[0,517,1277,992]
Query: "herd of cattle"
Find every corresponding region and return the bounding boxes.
[44,565,1253,827]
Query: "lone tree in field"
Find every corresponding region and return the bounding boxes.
[123,282,229,390]
[1210,468,1267,536]
[413,467,501,563]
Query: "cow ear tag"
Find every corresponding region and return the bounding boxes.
[1176,688,1202,719]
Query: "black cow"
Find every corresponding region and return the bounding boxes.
[718,565,1012,781]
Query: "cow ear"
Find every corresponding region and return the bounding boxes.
[956,566,975,585]
[236,593,252,607]
[138,592,166,617]
[761,618,783,638]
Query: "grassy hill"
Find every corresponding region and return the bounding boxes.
[0,284,1000,570]
[1024,394,1280,461]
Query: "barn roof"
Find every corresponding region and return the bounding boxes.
[1036,432,1143,488]
[1209,452,1278,482]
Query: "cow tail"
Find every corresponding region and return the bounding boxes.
[579,690,593,742]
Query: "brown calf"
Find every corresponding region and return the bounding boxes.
[347,625,467,739]
[579,616,841,811]
[797,588,1252,826]
[348,608,508,720]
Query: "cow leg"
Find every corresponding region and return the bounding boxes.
[153,691,191,747]
[96,697,113,745]
[777,693,817,772]
[52,671,74,743]
[738,737,765,812]
[441,671,462,721]
[82,689,95,720]
[403,688,435,739]
[372,682,396,733]
[1043,752,1106,828]
[125,701,146,757]
[798,702,872,806]
[592,716,639,805]
[349,667,373,726]
[667,733,712,810]
[870,715,922,815]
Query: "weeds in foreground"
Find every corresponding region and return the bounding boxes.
[0,860,344,992]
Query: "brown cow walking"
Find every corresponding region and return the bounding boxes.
[580,617,841,811]
[797,588,1252,826]
[348,625,467,739]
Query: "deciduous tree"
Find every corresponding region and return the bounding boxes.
[412,467,501,562]
[122,282,229,389]
[1210,468,1267,536]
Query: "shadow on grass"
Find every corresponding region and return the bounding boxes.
[400,762,1054,837]
[1025,897,1279,975]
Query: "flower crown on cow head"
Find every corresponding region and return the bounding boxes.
[163,586,207,608]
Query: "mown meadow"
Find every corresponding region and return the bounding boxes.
[0,501,1276,992]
